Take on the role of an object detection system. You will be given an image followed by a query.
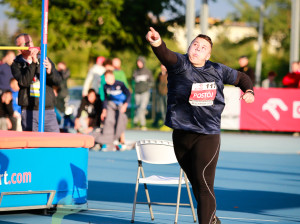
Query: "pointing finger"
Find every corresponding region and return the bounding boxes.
[150,27,156,33]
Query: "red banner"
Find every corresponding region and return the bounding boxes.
[240,87,300,132]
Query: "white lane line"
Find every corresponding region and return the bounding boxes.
[220,216,279,222]
[85,208,279,222]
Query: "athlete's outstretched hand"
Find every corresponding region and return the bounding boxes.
[146,27,162,47]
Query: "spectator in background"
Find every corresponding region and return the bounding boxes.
[99,58,131,101]
[9,78,22,131]
[74,88,102,134]
[56,61,70,114]
[112,57,129,88]
[262,71,277,88]
[112,57,129,145]
[132,56,154,130]
[0,51,15,95]
[0,90,13,130]
[82,56,106,96]
[98,59,116,101]
[92,70,130,151]
[238,55,255,85]
[11,33,62,132]
[152,64,168,128]
[282,61,300,88]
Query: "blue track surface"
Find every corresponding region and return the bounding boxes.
[0,130,299,224]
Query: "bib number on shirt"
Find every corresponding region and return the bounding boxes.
[189,82,217,106]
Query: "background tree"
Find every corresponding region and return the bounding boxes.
[1,0,184,54]
[0,0,184,80]
[0,22,13,58]
[226,0,291,84]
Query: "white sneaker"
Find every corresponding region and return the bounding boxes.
[101,144,108,152]
[90,144,101,151]
[118,144,127,151]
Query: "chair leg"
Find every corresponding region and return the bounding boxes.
[141,167,154,220]
[143,183,154,220]
[184,172,197,222]
[175,169,183,224]
[131,167,141,223]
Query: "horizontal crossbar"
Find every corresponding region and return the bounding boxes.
[0,46,40,50]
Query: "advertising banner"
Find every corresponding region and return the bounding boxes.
[0,147,88,210]
[240,88,300,132]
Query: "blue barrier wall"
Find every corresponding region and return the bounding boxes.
[0,147,88,210]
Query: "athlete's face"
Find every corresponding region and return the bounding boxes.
[188,37,211,67]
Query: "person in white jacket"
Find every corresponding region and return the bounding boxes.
[82,56,106,96]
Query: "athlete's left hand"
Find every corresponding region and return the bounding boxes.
[241,92,255,103]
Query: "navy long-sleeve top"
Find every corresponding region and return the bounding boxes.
[152,41,253,134]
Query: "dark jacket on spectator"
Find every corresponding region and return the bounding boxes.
[11,55,62,110]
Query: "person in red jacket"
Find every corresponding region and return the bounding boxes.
[282,61,300,88]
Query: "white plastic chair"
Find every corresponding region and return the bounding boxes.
[131,140,197,224]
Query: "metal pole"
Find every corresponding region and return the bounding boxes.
[38,0,49,132]
[290,0,300,71]
[200,0,209,35]
[255,1,264,87]
[186,0,195,48]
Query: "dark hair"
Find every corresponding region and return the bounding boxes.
[1,89,12,95]
[268,71,277,77]
[195,34,213,48]
[104,70,114,76]
[15,33,29,44]
[2,50,14,56]
[58,61,66,66]
[1,50,14,59]
[10,78,17,83]
[239,55,248,59]
[103,59,112,66]
[87,88,96,95]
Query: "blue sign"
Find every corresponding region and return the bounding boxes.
[0,147,88,209]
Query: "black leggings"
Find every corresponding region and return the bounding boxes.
[173,129,220,224]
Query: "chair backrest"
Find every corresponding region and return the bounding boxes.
[135,140,178,165]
